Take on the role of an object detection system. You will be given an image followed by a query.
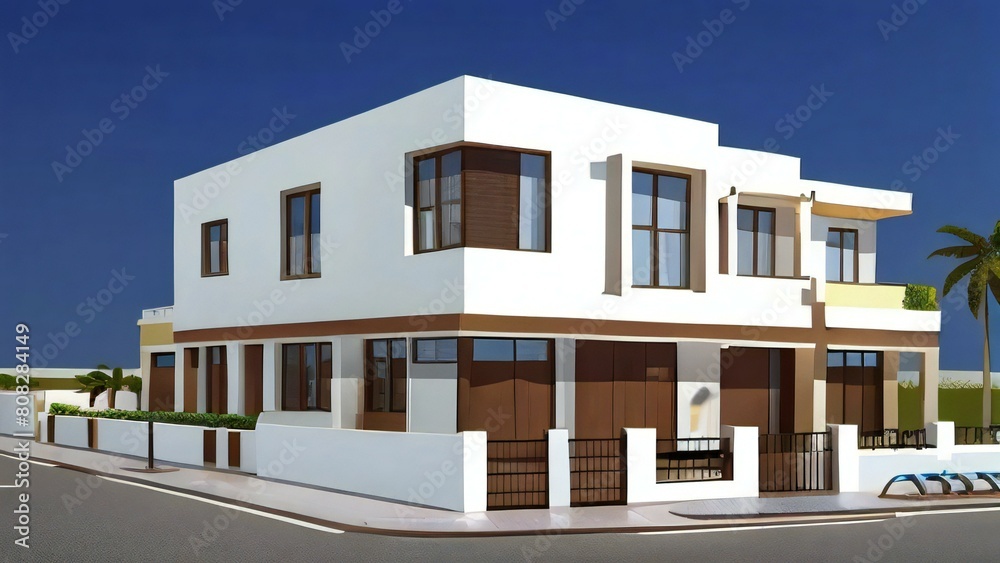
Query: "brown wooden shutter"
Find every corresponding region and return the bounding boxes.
[574,340,615,439]
[463,148,519,249]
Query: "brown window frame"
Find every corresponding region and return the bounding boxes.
[281,184,321,280]
[412,337,458,364]
[201,219,229,277]
[281,342,332,412]
[736,205,777,278]
[364,338,407,413]
[828,228,860,283]
[631,168,691,289]
[412,143,551,254]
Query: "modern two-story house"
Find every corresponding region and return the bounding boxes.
[140,76,941,460]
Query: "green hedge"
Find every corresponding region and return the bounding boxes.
[48,403,256,430]
[903,284,938,311]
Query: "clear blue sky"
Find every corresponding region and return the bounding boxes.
[0,0,996,370]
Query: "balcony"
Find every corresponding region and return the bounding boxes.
[139,306,174,323]
[826,283,906,309]
[825,283,940,332]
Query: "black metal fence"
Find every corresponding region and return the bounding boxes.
[759,432,832,492]
[858,428,928,450]
[486,439,548,510]
[955,426,1000,445]
[655,437,729,482]
[568,438,625,506]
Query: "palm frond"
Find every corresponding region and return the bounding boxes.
[968,267,989,318]
[943,256,982,296]
[937,225,989,251]
[928,245,979,259]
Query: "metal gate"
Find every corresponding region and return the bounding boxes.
[569,438,626,506]
[486,440,548,510]
[759,432,832,492]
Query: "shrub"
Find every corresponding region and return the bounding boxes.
[47,403,257,430]
[903,284,938,311]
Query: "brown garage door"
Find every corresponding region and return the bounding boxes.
[457,338,553,440]
[720,347,770,434]
[574,340,676,440]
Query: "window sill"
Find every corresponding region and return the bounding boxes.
[201,272,229,278]
[631,285,692,290]
[735,274,810,281]
[280,273,321,281]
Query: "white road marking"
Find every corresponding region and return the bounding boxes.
[638,518,888,535]
[896,506,1000,518]
[0,453,343,534]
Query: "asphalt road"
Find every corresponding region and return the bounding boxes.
[1,453,998,562]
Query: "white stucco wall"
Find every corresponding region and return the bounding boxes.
[95,418,148,458]
[255,423,487,512]
[53,415,89,448]
[409,362,457,434]
[625,426,758,503]
[173,76,920,337]
[153,422,205,466]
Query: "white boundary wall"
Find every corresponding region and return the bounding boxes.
[255,423,487,512]
[95,418,148,458]
[53,415,89,448]
[831,422,1000,493]
[625,425,759,503]
[153,422,205,466]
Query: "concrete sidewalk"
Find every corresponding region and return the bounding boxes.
[3,436,998,536]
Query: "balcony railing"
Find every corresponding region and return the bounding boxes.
[141,306,174,321]
[858,428,929,450]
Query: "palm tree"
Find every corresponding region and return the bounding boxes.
[929,221,1000,427]
[75,365,143,410]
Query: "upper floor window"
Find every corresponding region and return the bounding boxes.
[413,145,549,253]
[283,185,321,279]
[737,206,775,277]
[632,170,690,288]
[201,219,228,276]
[827,228,858,283]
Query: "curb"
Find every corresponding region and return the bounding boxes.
[4,447,998,538]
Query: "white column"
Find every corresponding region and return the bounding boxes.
[173,344,186,412]
[215,428,230,470]
[724,192,739,276]
[547,429,571,508]
[262,341,281,412]
[330,337,343,429]
[462,431,488,513]
[226,344,244,415]
[828,424,859,493]
[798,198,813,281]
[554,338,575,436]
[196,347,208,413]
[920,349,940,428]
